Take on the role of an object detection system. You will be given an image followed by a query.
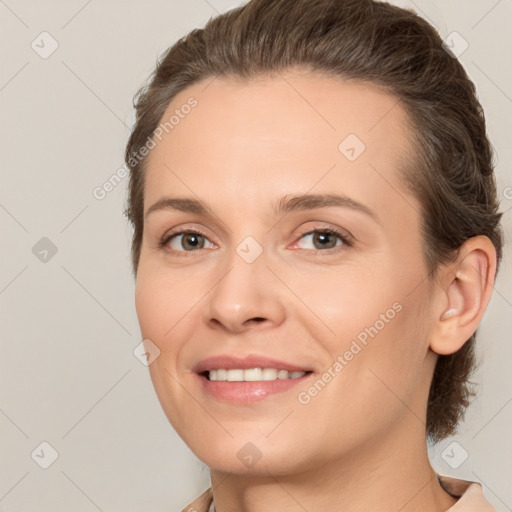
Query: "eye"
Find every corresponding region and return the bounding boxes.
[295,228,352,251]
[159,226,353,255]
[160,229,215,252]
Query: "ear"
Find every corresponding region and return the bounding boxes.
[429,235,497,356]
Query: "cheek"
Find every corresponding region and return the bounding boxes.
[290,260,394,341]
[298,257,429,398]
[134,261,216,383]
[135,273,164,341]
[293,302,428,455]
[134,267,200,431]
[135,265,187,351]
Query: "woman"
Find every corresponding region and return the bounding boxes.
[124,0,504,510]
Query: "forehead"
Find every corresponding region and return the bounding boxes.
[143,69,419,220]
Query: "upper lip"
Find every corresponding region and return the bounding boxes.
[193,354,314,374]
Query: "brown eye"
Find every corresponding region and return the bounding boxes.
[296,229,350,251]
[163,230,215,252]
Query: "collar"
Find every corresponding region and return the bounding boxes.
[183,475,495,512]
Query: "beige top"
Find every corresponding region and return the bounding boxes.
[180,475,496,512]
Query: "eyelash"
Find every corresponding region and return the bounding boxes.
[158,225,353,256]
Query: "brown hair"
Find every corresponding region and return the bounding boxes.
[124,0,504,442]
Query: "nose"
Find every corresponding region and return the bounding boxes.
[203,246,287,334]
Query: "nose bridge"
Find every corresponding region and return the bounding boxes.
[203,235,286,331]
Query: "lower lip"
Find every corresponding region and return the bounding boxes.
[197,373,313,403]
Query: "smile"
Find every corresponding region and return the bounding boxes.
[193,354,315,403]
[206,368,310,381]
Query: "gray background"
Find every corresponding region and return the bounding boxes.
[1,0,511,510]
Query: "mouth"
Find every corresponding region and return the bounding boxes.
[202,368,313,382]
[193,355,315,403]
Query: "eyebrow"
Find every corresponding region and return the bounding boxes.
[145,193,379,223]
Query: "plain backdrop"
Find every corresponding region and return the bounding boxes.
[1,0,511,510]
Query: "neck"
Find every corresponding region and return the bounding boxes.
[209,421,457,512]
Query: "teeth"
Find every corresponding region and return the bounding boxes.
[244,368,263,381]
[262,368,278,380]
[207,368,307,382]
[277,370,289,379]
[227,369,244,381]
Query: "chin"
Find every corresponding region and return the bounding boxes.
[201,451,308,477]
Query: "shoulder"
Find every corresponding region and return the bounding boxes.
[438,474,496,511]
[180,487,213,512]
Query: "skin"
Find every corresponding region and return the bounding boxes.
[135,68,496,511]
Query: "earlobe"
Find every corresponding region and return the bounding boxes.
[429,236,497,356]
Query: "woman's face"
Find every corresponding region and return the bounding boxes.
[135,69,438,475]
